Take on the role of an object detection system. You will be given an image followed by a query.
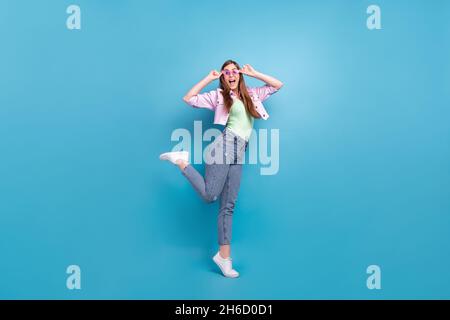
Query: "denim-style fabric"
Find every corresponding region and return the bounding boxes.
[181,128,248,245]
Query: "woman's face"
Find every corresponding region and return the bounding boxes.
[222,64,240,91]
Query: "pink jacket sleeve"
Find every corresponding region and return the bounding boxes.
[249,85,279,102]
[186,90,218,111]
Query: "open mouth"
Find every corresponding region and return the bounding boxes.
[229,80,237,86]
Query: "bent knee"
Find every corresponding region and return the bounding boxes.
[204,192,219,203]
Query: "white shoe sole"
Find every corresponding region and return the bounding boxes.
[159,151,188,164]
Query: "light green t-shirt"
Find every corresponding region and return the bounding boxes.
[226,97,254,141]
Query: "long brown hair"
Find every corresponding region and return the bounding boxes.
[219,60,261,119]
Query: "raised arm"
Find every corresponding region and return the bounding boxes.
[183,70,221,104]
[240,64,284,90]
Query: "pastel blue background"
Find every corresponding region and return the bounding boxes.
[0,0,449,299]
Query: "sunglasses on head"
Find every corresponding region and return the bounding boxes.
[222,69,240,76]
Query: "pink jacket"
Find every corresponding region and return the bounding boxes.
[186,85,279,125]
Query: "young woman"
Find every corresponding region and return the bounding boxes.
[160,60,283,278]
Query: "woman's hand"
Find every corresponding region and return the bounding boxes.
[184,70,221,103]
[207,70,222,81]
[240,64,284,90]
[239,64,258,77]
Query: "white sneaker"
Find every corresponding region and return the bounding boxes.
[159,151,189,165]
[213,252,239,278]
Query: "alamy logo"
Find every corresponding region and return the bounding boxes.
[366,265,381,290]
[66,265,81,290]
[66,5,81,30]
[170,121,280,175]
[367,5,382,30]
